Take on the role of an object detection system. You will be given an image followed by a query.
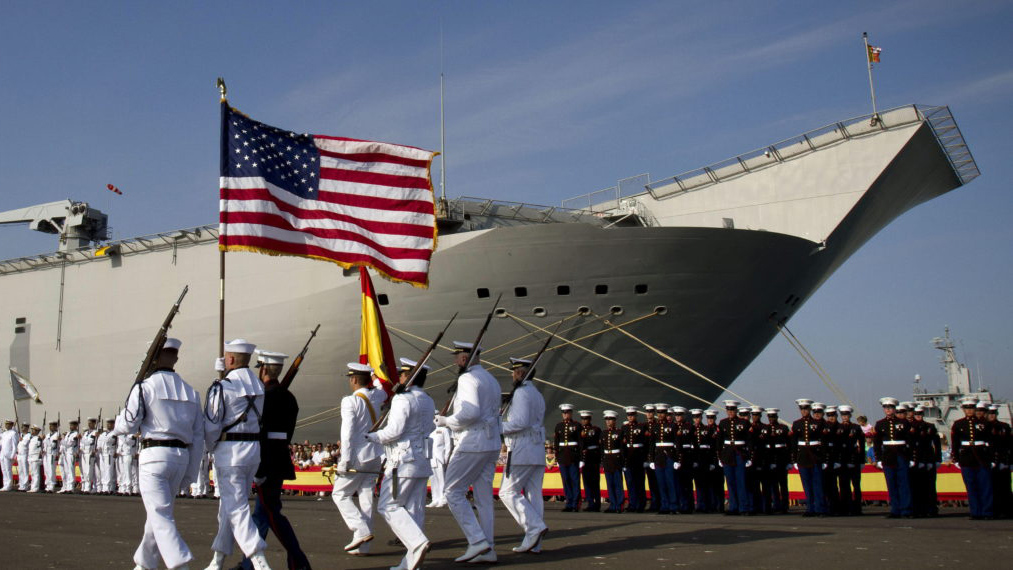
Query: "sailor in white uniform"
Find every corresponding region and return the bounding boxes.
[0,419,19,490]
[59,419,80,493]
[79,417,99,493]
[17,422,31,491]
[97,419,118,494]
[367,358,436,570]
[118,430,139,495]
[332,362,389,556]
[27,425,43,492]
[189,449,211,497]
[499,357,549,554]
[435,341,503,564]
[427,416,451,508]
[203,338,271,570]
[43,420,60,492]
[114,337,205,570]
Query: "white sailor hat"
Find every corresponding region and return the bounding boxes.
[559,403,575,412]
[399,357,430,372]
[255,350,289,367]
[579,410,593,418]
[838,405,853,414]
[643,403,656,411]
[825,406,837,414]
[671,406,687,415]
[224,338,256,354]
[766,408,780,415]
[975,401,990,410]
[812,402,825,412]
[655,403,669,412]
[86,417,98,422]
[163,337,182,351]
[2,419,11,424]
[795,398,812,408]
[31,424,40,430]
[603,410,618,419]
[346,362,373,376]
[48,420,58,425]
[21,422,29,427]
[704,409,718,417]
[960,397,977,408]
[723,400,740,409]
[750,405,763,414]
[509,358,533,369]
[625,406,639,414]
[880,397,899,407]
[896,402,910,412]
[690,408,703,416]
[452,341,480,353]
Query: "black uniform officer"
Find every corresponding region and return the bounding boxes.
[987,405,1011,518]
[620,406,648,512]
[746,406,768,515]
[766,408,790,514]
[601,410,625,513]
[951,399,994,519]
[554,404,582,512]
[791,399,826,517]
[717,402,751,515]
[836,405,865,515]
[642,404,660,512]
[874,397,914,518]
[579,410,602,512]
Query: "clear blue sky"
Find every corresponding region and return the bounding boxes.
[2,1,1011,418]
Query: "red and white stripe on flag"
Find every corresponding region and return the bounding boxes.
[219,104,439,288]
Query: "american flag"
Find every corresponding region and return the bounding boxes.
[219,103,439,287]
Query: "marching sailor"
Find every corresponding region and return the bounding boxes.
[203,339,271,570]
[435,341,502,564]
[331,362,388,556]
[601,410,625,513]
[366,357,436,570]
[113,337,206,570]
[0,419,18,491]
[27,425,43,492]
[500,357,549,553]
[97,418,118,494]
[427,415,451,508]
[79,417,99,493]
[17,422,31,491]
[43,420,60,492]
[874,397,914,518]
[578,410,602,512]
[790,399,826,517]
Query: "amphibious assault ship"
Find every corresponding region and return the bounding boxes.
[1,104,978,440]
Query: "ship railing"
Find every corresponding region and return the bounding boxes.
[918,105,980,186]
[443,196,603,225]
[561,173,651,212]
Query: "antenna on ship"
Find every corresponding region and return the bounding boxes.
[439,20,448,205]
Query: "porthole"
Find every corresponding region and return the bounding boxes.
[577,306,591,316]
[533,307,547,317]
[514,287,528,298]
[595,284,608,295]
[609,306,624,315]
[654,306,668,315]
[634,284,648,295]
[557,285,570,296]
[494,307,507,318]
[377,294,389,306]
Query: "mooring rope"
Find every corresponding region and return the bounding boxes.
[776,323,857,411]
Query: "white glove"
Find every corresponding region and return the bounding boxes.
[909,461,916,468]
[694,462,700,468]
[793,463,799,470]
[717,460,724,468]
[822,463,827,469]
[643,462,650,469]
[991,462,996,469]
[364,433,379,444]
[434,416,448,428]
[1000,463,1008,470]
[708,464,716,471]
[770,464,776,470]
[579,461,585,469]
[649,462,656,470]
[918,462,925,469]
[674,462,681,470]
[954,462,960,470]
[846,464,855,469]
[745,460,752,468]
[834,463,841,469]
[214,357,225,372]
[876,461,883,469]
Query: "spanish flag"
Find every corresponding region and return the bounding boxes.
[359,267,397,397]
[867,45,882,63]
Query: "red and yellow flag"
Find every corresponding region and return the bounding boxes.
[359,267,397,397]
[867,45,882,63]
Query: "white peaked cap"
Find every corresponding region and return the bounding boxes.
[624,406,639,414]
[766,408,780,415]
[643,404,656,411]
[913,405,925,413]
[452,341,481,352]
[399,357,430,371]
[737,406,750,413]
[690,409,703,415]
[224,338,256,354]
[603,410,618,419]
[880,397,899,407]
[723,400,740,408]
[975,401,989,409]
[31,425,40,430]
[825,406,838,414]
[255,350,289,366]
[578,410,592,417]
[989,404,1000,411]
[838,405,852,413]
[655,403,669,412]
[671,406,687,414]
[795,398,812,407]
[86,417,98,422]
[705,409,718,416]
[163,338,182,350]
[896,402,910,411]
[347,362,373,375]
[559,403,575,411]
[812,402,825,411]
[750,405,763,414]
[960,397,977,407]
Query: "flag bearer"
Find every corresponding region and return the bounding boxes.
[601,410,625,513]
[874,397,914,518]
[554,404,582,512]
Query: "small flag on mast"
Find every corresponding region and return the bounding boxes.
[359,267,397,398]
[867,45,882,64]
[9,367,43,404]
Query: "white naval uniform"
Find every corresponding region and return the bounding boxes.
[43,430,60,491]
[428,425,451,506]
[332,383,388,554]
[367,386,436,565]
[204,366,266,558]
[441,363,502,548]
[17,431,31,490]
[0,428,19,490]
[499,380,548,539]
[59,429,79,492]
[190,449,211,497]
[96,430,118,493]
[115,369,205,570]
[118,433,139,494]
[79,428,98,493]
[27,433,43,491]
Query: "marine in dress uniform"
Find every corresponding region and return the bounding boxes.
[579,410,603,512]
[791,399,826,516]
[987,405,1011,518]
[97,419,118,494]
[435,341,502,564]
[236,351,311,570]
[689,410,715,513]
[79,417,99,494]
[819,406,841,515]
[745,406,769,515]
[114,337,208,570]
[642,404,660,512]
[367,357,437,570]
[910,405,942,517]
[764,409,790,514]
[331,362,389,556]
[27,425,43,492]
[620,406,648,512]
[42,420,60,492]
[649,404,677,514]
[704,410,725,511]
[554,403,582,512]
[499,358,549,554]
[601,410,625,513]
[836,406,864,515]
[717,400,751,515]
[873,397,914,518]
[203,339,272,570]
[670,407,694,514]
[16,422,31,491]
[0,419,19,491]
[951,398,993,519]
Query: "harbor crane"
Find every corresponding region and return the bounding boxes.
[0,200,109,252]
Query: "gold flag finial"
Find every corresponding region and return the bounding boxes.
[216,77,228,102]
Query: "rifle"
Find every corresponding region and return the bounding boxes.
[501,320,563,478]
[134,286,189,384]
[97,408,103,434]
[439,294,502,416]
[369,312,458,432]
[279,324,321,391]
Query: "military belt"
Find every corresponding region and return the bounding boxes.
[604,449,621,454]
[559,441,578,446]
[961,441,988,446]
[797,441,821,446]
[682,444,693,449]
[882,440,906,446]
[724,440,746,445]
[140,438,186,449]
[628,443,644,448]
[773,444,787,448]
[656,442,674,447]
[222,433,260,442]
[698,444,711,449]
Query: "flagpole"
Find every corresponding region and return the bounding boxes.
[217,78,228,377]
[863,32,880,126]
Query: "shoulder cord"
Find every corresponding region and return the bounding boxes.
[122,381,147,424]
[204,381,225,423]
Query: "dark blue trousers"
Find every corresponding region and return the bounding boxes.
[604,469,625,512]
[623,464,646,511]
[723,462,749,513]
[645,465,660,510]
[654,457,676,512]
[798,464,826,514]
[883,458,913,516]
[581,462,601,510]
[961,465,994,518]
[675,464,694,512]
[239,477,311,570]
[560,463,581,509]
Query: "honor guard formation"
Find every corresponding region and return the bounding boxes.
[3,346,1011,570]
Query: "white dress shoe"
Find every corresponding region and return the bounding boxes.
[454,540,491,563]
[407,540,431,570]
[249,552,272,570]
[515,527,548,553]
[344,534,374,552]
[468,550,498,564]
[203,551,226,570]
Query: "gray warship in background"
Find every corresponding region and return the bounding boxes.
[1,104,978,440]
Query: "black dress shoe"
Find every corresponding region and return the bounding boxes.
[562,507,574,512]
